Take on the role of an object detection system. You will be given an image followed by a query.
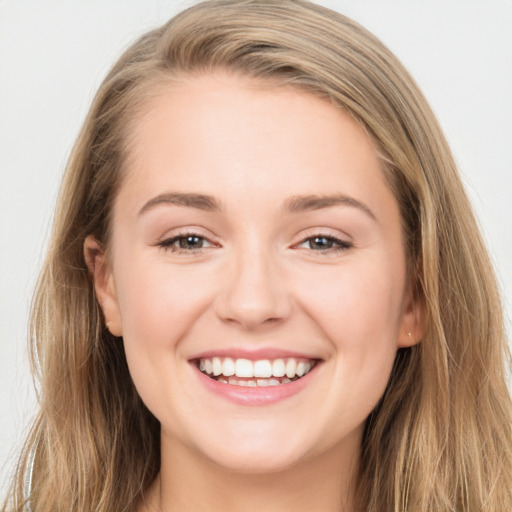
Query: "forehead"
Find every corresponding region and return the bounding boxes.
[117,72,395,220]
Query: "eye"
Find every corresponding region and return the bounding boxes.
[158,233,215,253]
[297,235,352,253]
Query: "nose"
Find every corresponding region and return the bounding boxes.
[213,246,292,330]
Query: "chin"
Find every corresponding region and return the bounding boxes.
[192,427,313,474]
[205,447,305,475]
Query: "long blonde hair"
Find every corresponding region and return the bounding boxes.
[4,1,511,510]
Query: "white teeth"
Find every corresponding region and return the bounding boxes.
[272,359,286,377]
[198,356,316,383]
[296,361,306,377]
[235,358,253,378]
[254,359,272,378]
[212,357,222,376]
[217,375,296,387]
[285,359,296,378]
[222,358,235,377]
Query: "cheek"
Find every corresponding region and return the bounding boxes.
[112,257,219,425]
[112,254,215,365]
[301,261,404,347]
[298,257,404,400]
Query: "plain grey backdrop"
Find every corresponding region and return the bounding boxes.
[1,0,511,491]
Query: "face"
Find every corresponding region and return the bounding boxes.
[87,73,419,474]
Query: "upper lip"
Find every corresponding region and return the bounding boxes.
[189,347,322,361]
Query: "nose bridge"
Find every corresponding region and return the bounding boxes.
[214,237,291,329]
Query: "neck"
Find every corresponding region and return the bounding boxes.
[141,430,361,512]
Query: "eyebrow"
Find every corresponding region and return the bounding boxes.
[285,194,376,221]
[138,192,222,215]
[138,191,376,221]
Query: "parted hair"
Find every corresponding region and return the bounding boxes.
[3,1,512,511]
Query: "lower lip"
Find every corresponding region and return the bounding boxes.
[192,364,320,406]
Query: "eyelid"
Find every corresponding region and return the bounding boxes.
[156,227,220,254]
[155,225,216,243]
[292,229,353,253]
[154,226,353,255]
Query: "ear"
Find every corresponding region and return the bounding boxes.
[84,235,122,337]
[397,281,425,348]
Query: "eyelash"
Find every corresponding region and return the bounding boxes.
[295,234,353,254]
[158,232,352,255]
[158,231,215,254]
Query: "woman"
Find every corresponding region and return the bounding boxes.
[3,1,511,511]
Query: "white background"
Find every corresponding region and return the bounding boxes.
[1,0,511,491]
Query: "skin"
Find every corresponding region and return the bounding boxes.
[85,73,421,511]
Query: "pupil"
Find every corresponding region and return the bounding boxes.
[179,236,202,249]
[312,236,332,249]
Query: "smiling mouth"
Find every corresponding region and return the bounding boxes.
[196,357,319,387]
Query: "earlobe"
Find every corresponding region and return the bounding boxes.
[84,235,122,337]
[397,286,425,348]
[399,330,419,348]
[398,321,423,348]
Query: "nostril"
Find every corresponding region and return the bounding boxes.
[212,259,292,329]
